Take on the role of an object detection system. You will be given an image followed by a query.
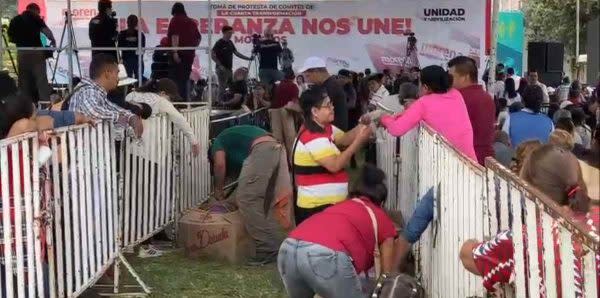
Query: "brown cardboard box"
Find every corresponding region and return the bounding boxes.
[178,208,254,264]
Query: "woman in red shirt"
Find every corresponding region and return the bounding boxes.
[278,165,398,298]
[460,145,599,295]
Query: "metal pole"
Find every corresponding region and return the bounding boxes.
[207,0,213,108]
[67,1,74,92]
[0,21,5,71]
[137,0,143,87]
[575,0,580,79]
[488,0,500,88]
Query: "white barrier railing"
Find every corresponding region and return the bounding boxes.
[379,123,599,298]
[0,132,46,298]
[376,128,398,210]
[120,115,175,249]
[177,107,211,213]
[1,105,211,297]
[416,125,488,298]
[47,123,118,297]
[486,160,599,298]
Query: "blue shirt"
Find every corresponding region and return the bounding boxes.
[502,108,554,147]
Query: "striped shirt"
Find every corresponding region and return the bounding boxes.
[293,124,348,209]
[68,78,132,129]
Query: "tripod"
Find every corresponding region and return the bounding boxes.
[1,24,18,75]
[402,34,419,71]
[247,53,260,81]
[51,11,82,84]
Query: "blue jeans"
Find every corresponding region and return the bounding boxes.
[277,238,364,298]
[402,187,434,244]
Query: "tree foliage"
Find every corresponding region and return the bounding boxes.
[0,0,17,18]
[522,0,600,55]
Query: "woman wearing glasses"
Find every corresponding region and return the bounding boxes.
[293,86,372,224]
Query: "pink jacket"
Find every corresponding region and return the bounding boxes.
[380,89,477,161]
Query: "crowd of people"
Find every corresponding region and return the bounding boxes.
[2,2,600,296]
[205,49,599,296]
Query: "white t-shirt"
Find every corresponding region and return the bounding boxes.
[370,84,390,105]
[126,91,198,144]
[506,93,522,106]
[492,81,505,99]
[535,82,550,103]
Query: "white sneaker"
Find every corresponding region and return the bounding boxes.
[138,245,164,258]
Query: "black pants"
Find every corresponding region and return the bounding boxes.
[294,204,333,226]
[168,59,192,101]
[123,55,145,80]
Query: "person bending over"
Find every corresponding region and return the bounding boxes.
[278,164,398,298]
[460,145,598,293]
[209,125,292,265]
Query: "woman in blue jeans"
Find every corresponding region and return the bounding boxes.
[278,165,398,298]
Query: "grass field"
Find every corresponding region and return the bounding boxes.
[126,251,285,298]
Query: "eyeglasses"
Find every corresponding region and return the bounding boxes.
[319,101,334,109]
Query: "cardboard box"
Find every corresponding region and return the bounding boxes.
[178,208,254,264]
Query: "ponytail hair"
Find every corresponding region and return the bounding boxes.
[349,164,388,206]
[520,145,590,213]
[565,184,590,214]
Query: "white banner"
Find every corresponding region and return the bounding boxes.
[44,0,488,83]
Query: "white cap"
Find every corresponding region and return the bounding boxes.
[298,57,327,73]
[559,100,573,109]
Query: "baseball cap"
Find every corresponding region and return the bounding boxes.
[298,57,327,73]
[559,100,573,109]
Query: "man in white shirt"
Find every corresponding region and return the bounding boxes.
[506,67,520,90]
[528,70,550,103]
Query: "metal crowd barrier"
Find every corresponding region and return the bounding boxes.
[1,106,212,297]
[177,107,211,213]
[120,115,175,249]
[0,132,47,297]
[209,108,271,139]
[414,125,488,298]
[486,160,599,298]
[377,123,599,298]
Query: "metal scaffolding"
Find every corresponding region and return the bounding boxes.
[1,0,214,108]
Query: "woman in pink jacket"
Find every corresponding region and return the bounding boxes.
[383,66,477,270]
[379,65,477,161]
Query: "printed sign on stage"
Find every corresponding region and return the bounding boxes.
[38,0,488,83]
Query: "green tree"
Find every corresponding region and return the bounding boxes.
[0,0,17,18]
[522,0,599,56]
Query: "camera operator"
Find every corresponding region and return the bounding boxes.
[212,26,252,97]
[254,28,283,87]
[89,0,118,59]
[7,3,56,102]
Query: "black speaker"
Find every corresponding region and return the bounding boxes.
[528,42,547,72]
[527,42,565,73]
[539,72,562,88]
[546,43,565,72]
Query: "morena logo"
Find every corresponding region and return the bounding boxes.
[380,56,404,66]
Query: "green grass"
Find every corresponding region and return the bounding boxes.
[128,251,286,298]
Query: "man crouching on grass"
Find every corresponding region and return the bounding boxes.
[209,125,293,266]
